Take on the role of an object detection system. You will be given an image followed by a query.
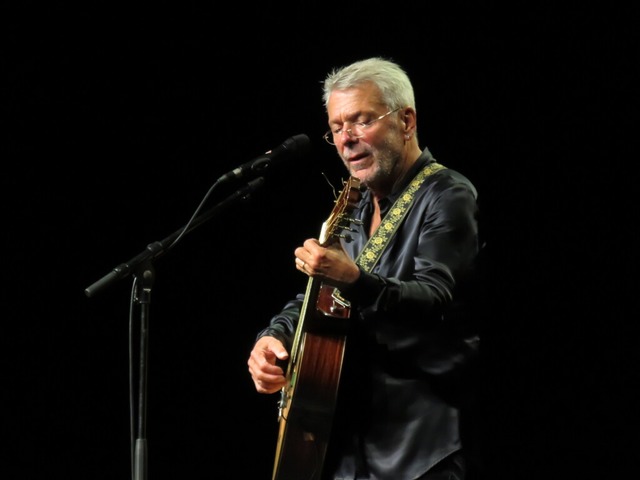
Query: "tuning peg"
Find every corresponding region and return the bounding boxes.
[336,233,355,243]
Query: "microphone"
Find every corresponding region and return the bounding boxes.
[217,133,311,184]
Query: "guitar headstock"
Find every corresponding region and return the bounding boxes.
[319,176,362,245]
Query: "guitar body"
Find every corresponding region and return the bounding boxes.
[272,178,361,480]
[273,326,347,479]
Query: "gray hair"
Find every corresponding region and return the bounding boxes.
[322,57,416,111]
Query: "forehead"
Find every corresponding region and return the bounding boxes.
[327,82,385,119]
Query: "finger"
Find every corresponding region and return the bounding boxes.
[295,257,309,274]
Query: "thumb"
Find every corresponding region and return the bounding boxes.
[273,346,289,361]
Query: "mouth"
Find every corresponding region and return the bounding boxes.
[346,153,369,169]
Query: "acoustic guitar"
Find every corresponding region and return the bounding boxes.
[272,176,362,480]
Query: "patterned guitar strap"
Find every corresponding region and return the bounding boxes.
[356,162,447,272]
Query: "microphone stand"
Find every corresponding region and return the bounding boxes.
[85,177,265,480]
[85,177,265,298]
[133,258,153,480]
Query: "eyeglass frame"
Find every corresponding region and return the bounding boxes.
[323,107,403,145]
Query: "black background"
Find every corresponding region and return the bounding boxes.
[3,2,637,479]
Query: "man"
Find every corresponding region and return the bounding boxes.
[248,57,481,480]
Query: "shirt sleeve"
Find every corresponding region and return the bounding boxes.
[340,171,479,330]
[255,294,304,351]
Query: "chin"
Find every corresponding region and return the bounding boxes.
[355,166,380,185]
[349,170,367,185]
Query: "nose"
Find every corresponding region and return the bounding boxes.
[339,127,357,143]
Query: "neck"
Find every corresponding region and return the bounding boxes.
[370,143,423,201]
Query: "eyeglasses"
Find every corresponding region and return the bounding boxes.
[323,107,403,145]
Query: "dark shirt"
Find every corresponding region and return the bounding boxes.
[258,147,481,480]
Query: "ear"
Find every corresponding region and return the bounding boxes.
[401,107,417,138]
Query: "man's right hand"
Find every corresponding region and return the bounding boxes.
[247,336,289,394]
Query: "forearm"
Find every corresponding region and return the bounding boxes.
[340,267,454,320]
[255,295,304,351]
